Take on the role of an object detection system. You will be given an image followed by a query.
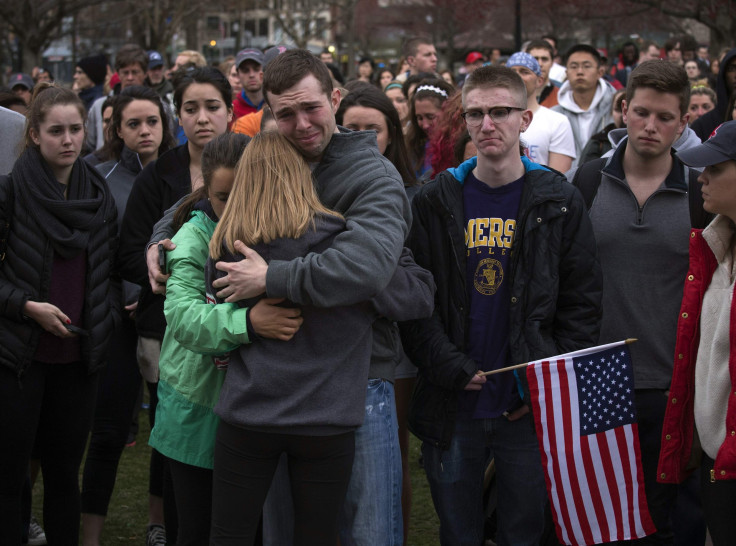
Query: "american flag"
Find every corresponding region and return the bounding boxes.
[525,341,656,545]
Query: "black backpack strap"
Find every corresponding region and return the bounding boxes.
[687,167,714,229]
[571,157,607,210]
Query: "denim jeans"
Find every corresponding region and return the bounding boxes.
[421,413,546,546]
[338,379,403,545]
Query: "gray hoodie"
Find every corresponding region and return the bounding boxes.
[0,107,24,175]
[553,79,616,169]
[566,126,704,183]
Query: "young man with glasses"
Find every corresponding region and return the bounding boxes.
[401,65,602,545]
[552,44,616,169]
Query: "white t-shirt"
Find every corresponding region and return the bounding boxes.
[521,106,576,167]
[550,62,566,83]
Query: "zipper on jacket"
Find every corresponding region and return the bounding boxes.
[710,468,715,483]
[606,173,685,226]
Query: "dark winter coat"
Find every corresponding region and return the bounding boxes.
[0,162,119,378]
[401,157,602,449]
[118,144,191,339]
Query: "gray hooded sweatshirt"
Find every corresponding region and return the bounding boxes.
[553,79,616,169]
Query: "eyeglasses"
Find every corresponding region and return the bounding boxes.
[461,107,524,126]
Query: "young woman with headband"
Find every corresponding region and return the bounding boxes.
[405,77,454,177]
[383,80,409,123]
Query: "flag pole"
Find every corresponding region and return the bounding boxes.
[478,338,638,377]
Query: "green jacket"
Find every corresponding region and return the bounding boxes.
[149,209,250,469]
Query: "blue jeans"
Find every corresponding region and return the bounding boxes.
[338,379,403,545]
[421,413,546,546]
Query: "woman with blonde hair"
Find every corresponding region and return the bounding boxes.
[207,131,414,545]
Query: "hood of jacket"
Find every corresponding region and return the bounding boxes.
[603,125,702,159]
[714,48,736,118]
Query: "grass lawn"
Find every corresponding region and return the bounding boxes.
[32,405,441,545]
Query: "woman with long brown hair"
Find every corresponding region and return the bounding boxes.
[0,84,118,544]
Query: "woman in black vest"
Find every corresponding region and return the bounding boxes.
[0,83,118,544]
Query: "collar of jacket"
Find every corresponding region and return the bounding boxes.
[317,126,382,166]
[602,138,687,191]
[119,146,144,175]
[446,155,552,185]
[155,144,191,188]
[429,155,567,235]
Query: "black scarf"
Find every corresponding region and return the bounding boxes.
[12,146,112,259]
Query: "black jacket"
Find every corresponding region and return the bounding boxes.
[691,48,736,141]
[0,167,119,378]
[400,158,602,449]
[118,144,191,339]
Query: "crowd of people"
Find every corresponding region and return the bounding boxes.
[0,30,735,546]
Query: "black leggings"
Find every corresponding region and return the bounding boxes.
[211,422,355,546]
[169,459,212,546]
[700,454,736,546]
[0,361,98,545]
[81,318,140,515]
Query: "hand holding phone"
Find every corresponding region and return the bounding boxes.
[158,243,168,275]
[65,323,90,336]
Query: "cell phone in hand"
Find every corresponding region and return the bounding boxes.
[158,243,168,275]
[65,323,89,336]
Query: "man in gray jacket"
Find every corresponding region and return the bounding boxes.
[553,44,616,170]
[147,49,431,544]
[570,60,695,543]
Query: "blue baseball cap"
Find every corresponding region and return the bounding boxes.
[148,51,164,69]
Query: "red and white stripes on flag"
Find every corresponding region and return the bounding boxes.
[525,341,656,545]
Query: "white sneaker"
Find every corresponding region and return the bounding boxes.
[146,523,166,546]
[27,515,47,546]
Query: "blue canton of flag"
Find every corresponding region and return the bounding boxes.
[574,347,636,436]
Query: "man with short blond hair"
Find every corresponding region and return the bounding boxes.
[402,64,601,545]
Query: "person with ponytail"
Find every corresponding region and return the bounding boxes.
[0,83,119,544]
